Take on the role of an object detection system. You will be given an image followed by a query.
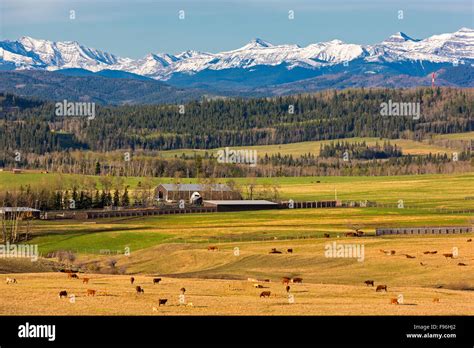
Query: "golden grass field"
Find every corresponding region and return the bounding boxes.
[1,234,473,315]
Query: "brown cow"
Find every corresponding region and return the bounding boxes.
[208,246,218,251]
[153,278,162,284]
[82,277,90,284]
[281,277,291,285]
[433,297,440,303]
[291,277,303,284]
[443,253,454,259]
[158,299,168,306]
[324,233,330,238]
[430,251,438,254]
[287,248,293,253]
[135,286,144,294]
[364,280,374,287]
[390,298,399,305]
[130,276,135,285]
[260,291,271,298]
[467,239,472,242]
[405,254,416,259]
[269,248,282,254]
[458,263,468,266]
[254,284,265,289]
[86,289,96,296]
[344,232,358,237]
[263,279,271,283]
[68,273,78,279]
[58,290,68,299]
[423,251,431,255]
[180,287,186,294]
[390,250,396,255]
[376,285,387,292]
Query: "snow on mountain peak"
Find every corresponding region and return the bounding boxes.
[1,28,473,80]
[384,32,418,43]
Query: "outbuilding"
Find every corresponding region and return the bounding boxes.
[203,200,278,212]
[156,183,242,202]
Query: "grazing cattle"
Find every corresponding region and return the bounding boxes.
[379,249,387,254]
[466,238,472,242]
[264,279,271,283]
[286,285,290,293]
[443,253,454,259]
[208,246,218,251]
[86,289,96,296]
[130,277,135,285]
[254,284,264,289]
[405,254,416,259]
[287,248,293,253]
[291,277,303,284]
[153,278,162,284]
[364,280,374,287]
[281,277,291,285]
[6,277,17,284]
[458,263,468,266]
[68,273,78,279]
[344,232,358,237]
[423,251,431,255]
[269,248,282,254]
[376,285,387,292]
[158,299,167,306]
[259,291,271,298]
[430,251,437,254]
[180,287,186,294]
[58,290,68,299]
[390,250,396,255]
[433,298,440,303]
[324,233,330,238]
[82,277,89,284]
[390,298,399,305]
[135,286,144,294]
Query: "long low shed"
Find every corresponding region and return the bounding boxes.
[376,226,472,236]
[203,200,279,212]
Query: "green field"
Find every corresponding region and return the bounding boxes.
[2,171,473,208]
[152,136,466,158]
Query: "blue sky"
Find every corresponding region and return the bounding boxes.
[1,0,472,58]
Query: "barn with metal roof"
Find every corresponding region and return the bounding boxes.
[156,183,242,202]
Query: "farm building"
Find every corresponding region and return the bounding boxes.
[376,226,472,236]
[203,200,278,212]
[0,207,41,219]
[156,183,242,202]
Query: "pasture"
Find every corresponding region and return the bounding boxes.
[1,231,474,315]
[0,171,473,315]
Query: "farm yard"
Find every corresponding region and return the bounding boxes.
[0,172,473,315]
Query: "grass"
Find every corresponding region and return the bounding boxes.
[1,171,473,208]
[1,233,473,315]
[152,136,461,158]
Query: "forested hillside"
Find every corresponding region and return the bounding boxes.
[1,88,472,155]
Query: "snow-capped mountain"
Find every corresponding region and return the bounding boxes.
[1,28,473,90]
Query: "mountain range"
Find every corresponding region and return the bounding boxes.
[1,28,473,102]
